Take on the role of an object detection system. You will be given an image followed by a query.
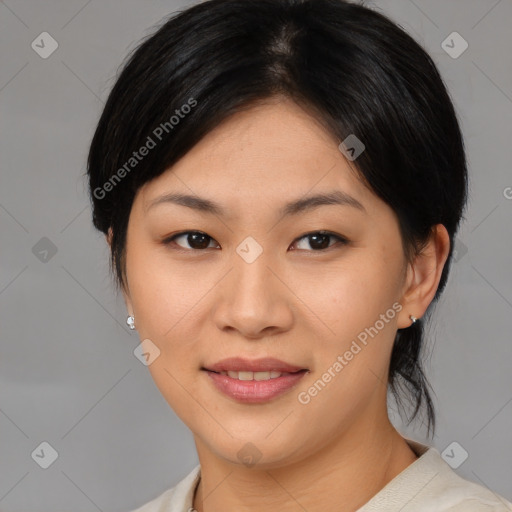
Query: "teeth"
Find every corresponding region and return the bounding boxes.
[223,370,284,380]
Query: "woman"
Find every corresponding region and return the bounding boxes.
[87,0,512,510]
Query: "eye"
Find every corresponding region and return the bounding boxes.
[290,230,348,251]
[162,230,348,252]
[163,231,219,250]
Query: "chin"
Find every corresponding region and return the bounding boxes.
[208,436,302,470]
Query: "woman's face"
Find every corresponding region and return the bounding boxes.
[122,97,415,468]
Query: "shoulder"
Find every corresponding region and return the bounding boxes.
[428,464,512,511]
[359,439,512,512]
[129,464,201,512]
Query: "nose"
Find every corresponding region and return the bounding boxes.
[212,249,294,340]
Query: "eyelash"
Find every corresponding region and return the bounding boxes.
[162,230,349,252]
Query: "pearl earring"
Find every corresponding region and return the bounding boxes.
[127,316,135,330]
[409,315,418,324]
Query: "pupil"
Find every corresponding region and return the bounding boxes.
[310,234,329,250]
[189,232,210,249]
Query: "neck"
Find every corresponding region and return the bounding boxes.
[192,418,418,512]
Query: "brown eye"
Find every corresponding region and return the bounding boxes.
[163,230,348,252]
[291,231,348,251]
[164,231,219,250]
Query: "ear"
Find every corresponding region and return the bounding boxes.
[105,227,113,247]
[397,224,451,329]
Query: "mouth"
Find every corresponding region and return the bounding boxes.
[201,357,310,403]
[202,368,309,403]
[202,356,309,378]
[202,368,308,381]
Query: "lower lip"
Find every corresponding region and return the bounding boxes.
[204,370,308,403]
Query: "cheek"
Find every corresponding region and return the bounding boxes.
[290,264,399,423]
[126,244,211,340]
[125,246,215,404]
[290,253,403,405]
[297,253,401,341]
[127,252,206,419]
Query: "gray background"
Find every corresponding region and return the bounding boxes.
[1,0,511,510]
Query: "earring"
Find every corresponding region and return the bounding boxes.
[126,315,135,330]
[409,315,418,324]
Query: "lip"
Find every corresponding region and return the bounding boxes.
[203,357,307,373]
[204,369,309,403]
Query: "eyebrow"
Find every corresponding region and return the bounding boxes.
[147,190,367,217]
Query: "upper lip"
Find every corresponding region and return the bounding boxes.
[203,357,307,373]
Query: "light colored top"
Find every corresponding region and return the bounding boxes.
[130,438,512,512]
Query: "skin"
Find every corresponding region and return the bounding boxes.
[110,96,450,511]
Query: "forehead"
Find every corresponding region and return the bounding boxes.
[138,98,378,218]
